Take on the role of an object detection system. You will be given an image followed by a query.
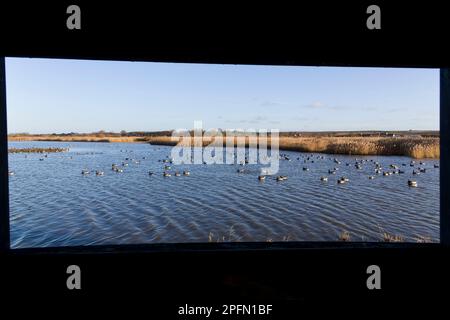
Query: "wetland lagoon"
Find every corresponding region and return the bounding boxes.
[8,138,440,248]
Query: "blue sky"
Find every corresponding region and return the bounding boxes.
[5,57,439,134]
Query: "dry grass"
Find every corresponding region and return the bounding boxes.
[8,134,440,158]
[382,232,404,242]
[338,231,351,241]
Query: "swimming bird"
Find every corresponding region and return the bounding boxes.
[163,171,171,177]
[320,176,328,181]
[328,169,336,174]
[237,169,245,173]
[81,169,90,175]
[8,170,15,176]
[434,164,440,168]
[164,165,171,170]
[302,167,309,171]
[258,175,266,181]
[96,170,104,176]
[148,171,154,176]
[276,175,288,181]
[368,175,375,179]
[408,180,418,187]
[183,170,190,176]
[174,171,181,177]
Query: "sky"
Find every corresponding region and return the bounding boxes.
[5,57,439,134]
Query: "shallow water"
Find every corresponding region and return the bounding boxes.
[8,141,439,248]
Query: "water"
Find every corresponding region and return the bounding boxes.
[8,141,440,248]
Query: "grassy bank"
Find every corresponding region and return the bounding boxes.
[8,134,440,158]
[8,147,68,153]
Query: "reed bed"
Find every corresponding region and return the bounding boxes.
[8,134,440,158]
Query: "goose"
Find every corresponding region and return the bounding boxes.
[183,170,190,176]
[258,175,266,181]
[408,180,418,187]
[163,171,171,177]
[320,176,328,181]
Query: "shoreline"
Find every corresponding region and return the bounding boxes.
[8,135,440,158]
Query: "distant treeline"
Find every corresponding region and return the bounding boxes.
[9,130,439,138]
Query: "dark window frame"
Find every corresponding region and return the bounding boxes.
[0,57,447,254]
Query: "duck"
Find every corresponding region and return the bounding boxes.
[174,171,181,177]
[328,169,336,174]
[81,169,90,175]
[237,168,245,173]
[122,162,128,167]
[8,170,15,176]
[114,167,123,173]
[258,175,266,181]
[95,170,104,176]
[302,167,309,171]
[419,168,426,173]
[276,176,288,181]
[368,175,375,179]
[164,165,171,170]
[320,176,328,181]
[340,176,350,182]
[148,171,154,176]
[434,164,440,168]
[412,170,420,175]
[408,180,418,187]
[163,171,171,177]
[183,170,190,176]
[383,172,389,176]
